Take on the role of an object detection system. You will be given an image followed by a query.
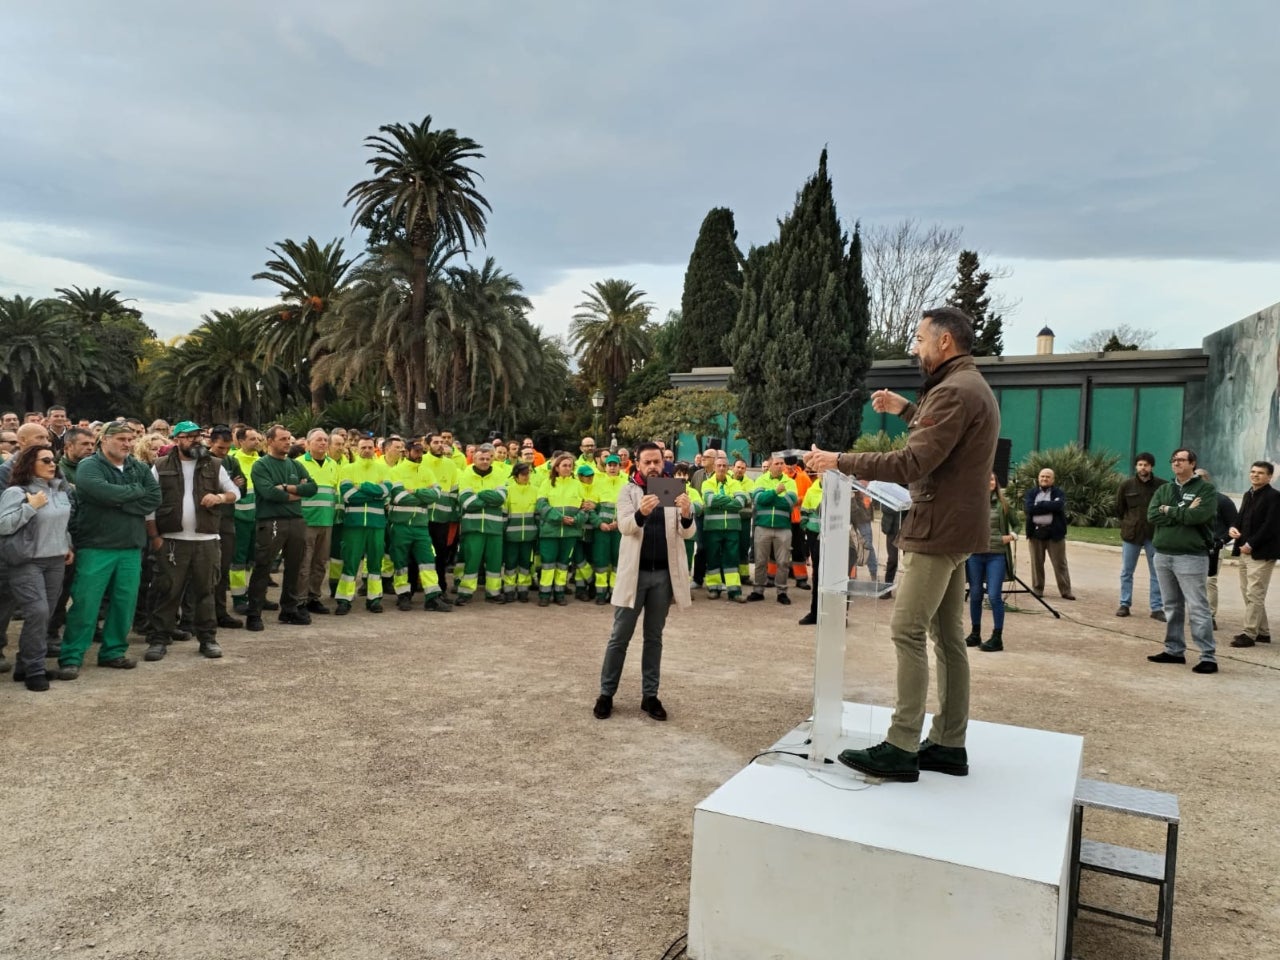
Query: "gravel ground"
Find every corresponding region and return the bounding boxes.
[0,542,1276,959]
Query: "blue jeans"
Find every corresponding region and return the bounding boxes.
[966,553,1006,631]
[1120,539,1162,611]
[855,521,879,580]
[1154,552,1214,662]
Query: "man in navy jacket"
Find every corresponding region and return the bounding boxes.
[1024,467,1075,599]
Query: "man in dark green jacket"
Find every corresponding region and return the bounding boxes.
[1147,447,1218,673]
[59,423,162,676]
[246,425,317,631]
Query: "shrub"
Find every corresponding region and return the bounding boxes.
[849,430,909,453]
[1009,443,1124,528]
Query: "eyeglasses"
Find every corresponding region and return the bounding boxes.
[1170,457,1189,463]
[36,456,56,464]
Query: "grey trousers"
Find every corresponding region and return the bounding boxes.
[600,567,672,698]
[297,524,333,602]
[150,538,220,644]
[8,556,65,676]
[753,525,792,593]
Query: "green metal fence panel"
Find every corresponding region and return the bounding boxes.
[1090,386,1136,462]
[1039,387,1082,450]
[1135,386,1184,463]
[999,387,1039,463]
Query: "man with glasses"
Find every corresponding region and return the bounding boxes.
[1147,449,1219,673]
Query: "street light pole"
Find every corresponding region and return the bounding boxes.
[591,389,604,439]
[380,384,392,438]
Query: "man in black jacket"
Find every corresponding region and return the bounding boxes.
[1024,468,1075,599]
[1115,453,1166,620]
[1228,461,1280,647]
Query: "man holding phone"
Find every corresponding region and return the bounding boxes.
[594,442,696,722]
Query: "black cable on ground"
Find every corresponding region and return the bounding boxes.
[658,931,688,959]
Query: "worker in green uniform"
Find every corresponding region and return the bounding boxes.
[456,443,507,605]
[503,461,539,602]
[296,428,338,615]
[536,453,589,606]
[388,451,450,612]
[247,425,317,631]
[700,452,748,602]
[229,425,262,613]
[591,455,626,604]
[336,436,391,614]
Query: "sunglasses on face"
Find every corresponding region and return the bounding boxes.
[36,456,56,464]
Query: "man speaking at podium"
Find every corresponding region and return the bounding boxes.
[806,306,999,782]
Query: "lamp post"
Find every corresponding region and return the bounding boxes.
[380,384,392,438]
[254,379,263,423]
[591,389,604,438]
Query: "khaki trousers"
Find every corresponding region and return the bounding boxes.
[1029,537,1072,596]
[886,551,970,751]
[1238,554,1275,639]
[753,525,792,593]
[297,524,333,603]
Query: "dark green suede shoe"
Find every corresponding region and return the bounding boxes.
[837,741,919,782]
[918,739,969,776]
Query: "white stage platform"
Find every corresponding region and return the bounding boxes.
[687,702,1083,960]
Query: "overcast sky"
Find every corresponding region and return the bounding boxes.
[2,1,1277,353]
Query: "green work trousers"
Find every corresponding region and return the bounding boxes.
[460,532,504,598]
[60,548,142,667]
[338,526,385,603]
[390,525,440,598]
[538,537,576,597]
[592,528,621,589]
[703,529,743,596]
[503,540,535,595]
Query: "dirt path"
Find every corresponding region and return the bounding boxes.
[1,542,1275,959]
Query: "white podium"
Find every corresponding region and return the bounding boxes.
[686,473,1083,960]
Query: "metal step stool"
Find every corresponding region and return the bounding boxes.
[1066,777,1180,959]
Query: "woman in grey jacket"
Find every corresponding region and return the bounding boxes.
[0,444,74,691]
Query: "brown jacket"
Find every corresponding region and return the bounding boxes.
[837,354,999,555]
[612,478,696,609]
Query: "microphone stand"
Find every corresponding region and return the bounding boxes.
[784,388,862,451]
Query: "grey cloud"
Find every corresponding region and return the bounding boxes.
[0,0,1276,310]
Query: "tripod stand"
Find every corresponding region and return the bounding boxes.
[1002,539,1061,618]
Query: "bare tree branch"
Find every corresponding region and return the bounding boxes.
[864,220,963,357]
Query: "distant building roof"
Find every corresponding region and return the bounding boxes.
[1037,326,1055,337]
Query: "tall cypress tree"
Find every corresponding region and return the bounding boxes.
[676,207,742,369]
[726,149,871,453]
[946,250,1004,356]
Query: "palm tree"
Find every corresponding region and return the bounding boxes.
[437,257,533,416]
[55,286,142,324]
[253,237,358,410]
[569,279,654,429]
[174,309,276,422]
[344,115,490,429]
[0,296,83,410]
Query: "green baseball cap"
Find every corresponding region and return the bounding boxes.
[576,464,595,477]
[603,455,620,465]
[171,420,202,438]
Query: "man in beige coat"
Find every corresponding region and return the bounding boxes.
[806,306,999,782]
[594,442,695,722]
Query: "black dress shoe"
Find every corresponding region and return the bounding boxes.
[798,612,817,626]
[217,614,244,629]
[593,695,613,719]
[1230,634,1256,648]
[777,593,791,606]
[1258,634,1272,643]
[640,696,668,721]
[1192,660,1218,674]
[306,600,330,615]
[1147,651,1185,664]
[278,610,311,626]
[746,592,765,602]
[262,601,280,612]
